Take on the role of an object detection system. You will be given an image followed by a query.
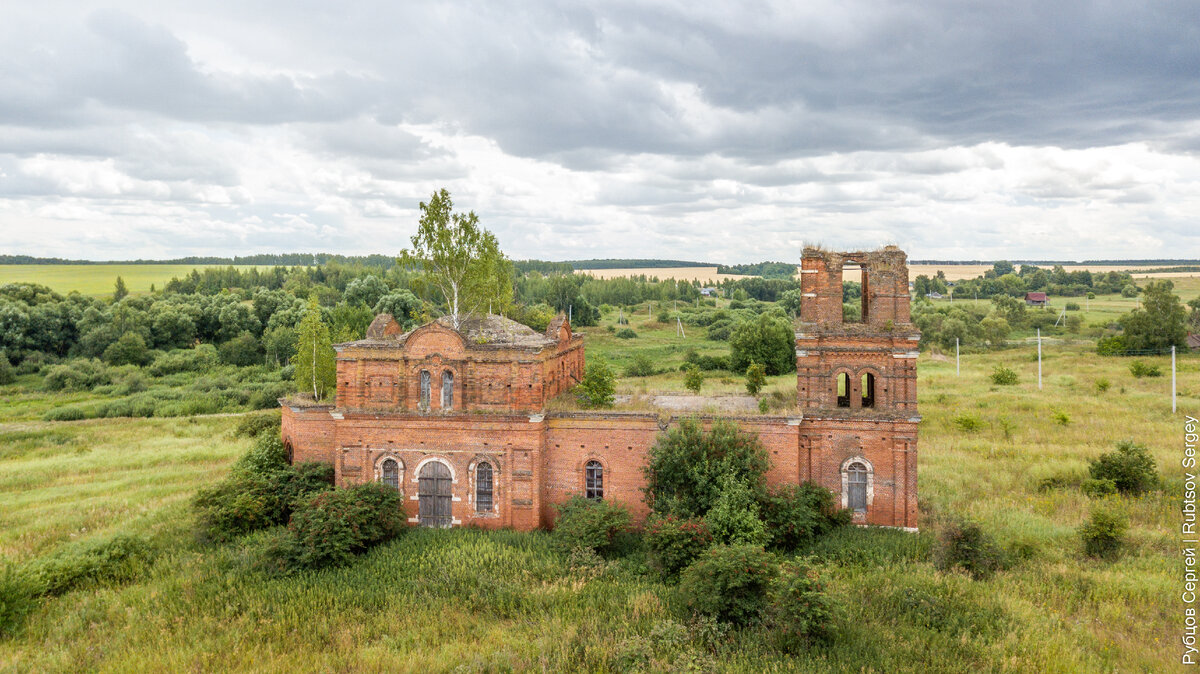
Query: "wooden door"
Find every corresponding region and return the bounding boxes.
[418,461,453,527]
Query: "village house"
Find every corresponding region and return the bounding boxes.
[280,247,921,531]
[1025,291,1049,306]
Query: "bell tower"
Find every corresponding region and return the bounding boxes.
[794,246,921,530]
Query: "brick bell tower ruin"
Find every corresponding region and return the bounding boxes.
[794,246,920,528]
[281,246,920,532]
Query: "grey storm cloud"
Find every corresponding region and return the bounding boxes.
[0,0,1198,261]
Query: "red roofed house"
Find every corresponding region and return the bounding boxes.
[1025,292,1049,306]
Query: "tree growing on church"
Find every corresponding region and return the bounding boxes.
[292,296,336,401]
[400,189,513,330]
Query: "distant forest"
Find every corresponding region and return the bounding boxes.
[5,253,1197,272]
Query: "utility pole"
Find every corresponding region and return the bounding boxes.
[1173,345,1177,414]
[569,305,572,324]
[1037,328,1043,391]
[956,337,960,376]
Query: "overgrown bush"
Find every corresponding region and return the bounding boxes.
[764,561,837,651]
[952,414,984,433]
[42,359,112,392]
[729,313,795,375]
[193,435,333,542]
[148,345,219,376]
[234,410,282,438]
[744,362,766,396]
[1080,478,1117,498]
[1080,504,1128,559]
[761,483,851,552]
[287,483,405,569]
[644,515,713,576]
[683,365,704,394]
[703,475,768,546]
[23,534,154,597]
[0,563,35,637]
[615,328,638,339]
[102,332,153,367]
[933,520,1005,580]
[0,351,14,386]
[1094,378,1111,394]
[551,496,631,556]
[990,365,1019,385]
[624,353,657,377]
[1129,361,1162,378]
[643,419,769,518]
[576,358,616,408]
[1088,440,1158,495]
[678,544,777,625]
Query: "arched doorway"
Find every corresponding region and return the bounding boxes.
[418,461,453,527]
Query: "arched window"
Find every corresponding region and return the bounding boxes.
[381,458,400,490]
[475,462,493,512]
[836,373,850,408]
[420,370,431,408]
[585,460,604,500]
[861,373,875,408]
[847,462,868,512]
[442,371,454,410]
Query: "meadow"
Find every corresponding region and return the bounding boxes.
[1,300,1195,671]
[0,264,279,297]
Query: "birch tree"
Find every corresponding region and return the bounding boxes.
[291,296,336,401]
[399,189,512,330]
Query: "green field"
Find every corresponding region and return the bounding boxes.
[0,264,280,297]
[1,334,1195,670]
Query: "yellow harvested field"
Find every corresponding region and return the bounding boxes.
[574,266,751,283]
[884,263,1198,283]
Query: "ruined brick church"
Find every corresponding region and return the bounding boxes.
[281,247,920,531]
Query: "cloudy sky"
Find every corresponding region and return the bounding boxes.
[2,1,1198,263]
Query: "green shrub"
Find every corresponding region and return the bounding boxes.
[24,534,154,597]
[0,352,14,386]
[42,359,111,392]
[706,320,734,341]
[1094,378,1111,394]
[148,345,219,376]
[1096,334,1127,356]
[102,332,152,367]
[43,406,89,422]
[757,398,770,414]
[1080,504,1128,559]
[287,483,405,569]
[1065,302,1081,311]
[704,475,768,546]
[615,328,638,339]
[678,544,777,625]
[643,419,769,518]
[1052,410,1071,426]
[551,496,631,556]
[576,358,616,408]
[990,365,1019,385]
[933,520,1005,580]
[624,353,657,377]
[952,414,984,433]
[761,483,851,552]
[194,437,333,543]
[1129,360,1162,378]
[220,331,263,367]
[744,362,766,396]
[0,563,35,637]
[233,433,290,475]
[1089,440,1158,495]
[644,515,713,576]
[234,410,282,438]
[764,561,837,651]
[683,365,704,394]
[1080,478,1118,498]
[729,314,795,375]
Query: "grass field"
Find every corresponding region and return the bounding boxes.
[575,266,752,283]
[0,264,280,297]
[1,312,1195,669]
